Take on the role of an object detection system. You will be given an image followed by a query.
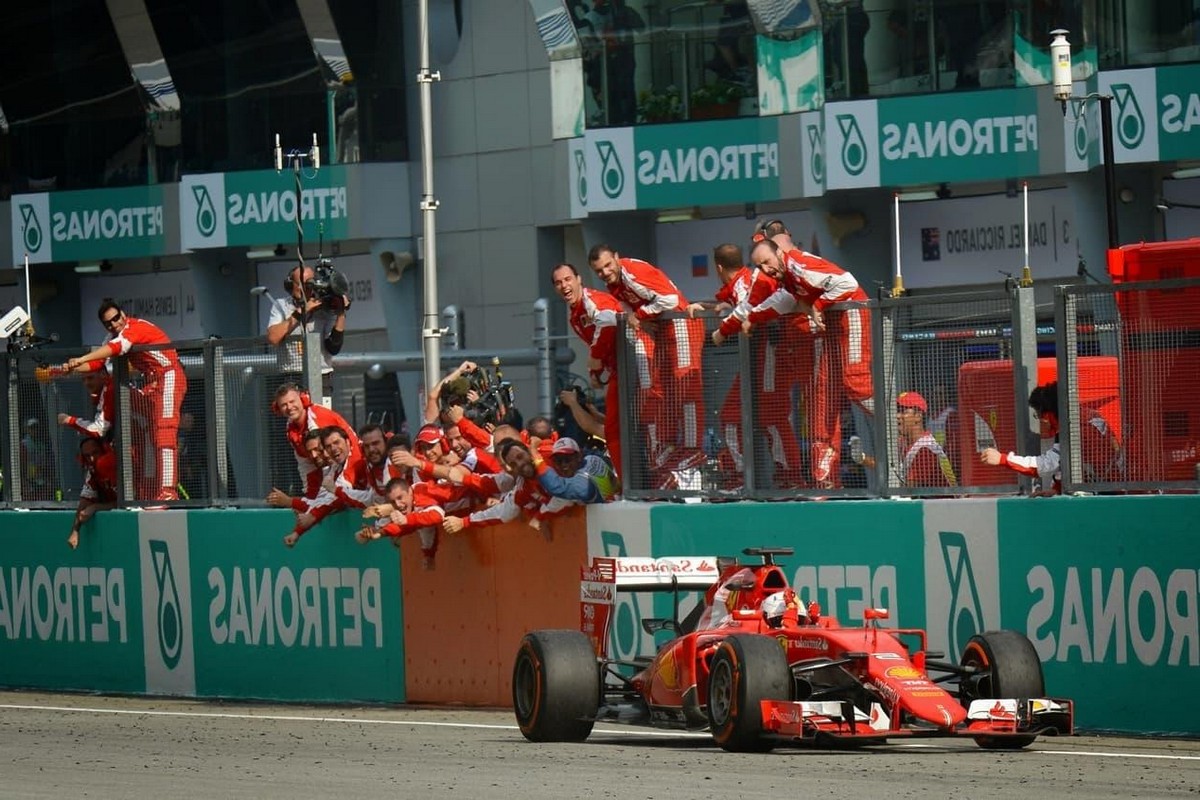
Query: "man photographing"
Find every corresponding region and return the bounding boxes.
[266,263,351,396]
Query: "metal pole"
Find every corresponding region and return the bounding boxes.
[417,0,443,399]
[533,298,553,417]
[1099,94,1120,250]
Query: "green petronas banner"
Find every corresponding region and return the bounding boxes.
[10,185,167,265]
[568,116,783,216]
[0,510,405,703]
[823,88,1042,190]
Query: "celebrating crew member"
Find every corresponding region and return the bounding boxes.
[587,244,705,487]
[356,478,447,569]
[57,366,115,440]
[273,382,358,500]
[552,262,623,474]
[853,391,956,488]
[692,242,809,490]
[67,438,118,550]
[64,299,187,501]
[750,226,872,488]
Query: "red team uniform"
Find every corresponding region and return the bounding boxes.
[282,396,358,498]
[777,248,872,486]
[714,267,810,488]
[104,317,187,500]
[603,257,705,480]
[567,286,623,474]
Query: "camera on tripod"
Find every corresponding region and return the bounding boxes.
[304,259,350,307]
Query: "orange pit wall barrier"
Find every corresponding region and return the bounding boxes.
[398,507,588,706]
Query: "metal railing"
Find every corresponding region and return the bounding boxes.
[1,299,569,508]
[618,279,1200,501]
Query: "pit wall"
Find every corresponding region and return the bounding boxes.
[2,498,1197,736]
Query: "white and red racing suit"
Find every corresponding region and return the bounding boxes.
[105,317,187,500]
[569,287,623,475]
[605,257,705,475]
[779,249,872,486]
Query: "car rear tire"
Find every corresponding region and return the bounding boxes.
[959,630,1045,750]
[513,630,599,743]
[707,634,791,753]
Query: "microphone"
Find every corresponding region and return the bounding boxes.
[311,133,320,171]
[274,133,283,172]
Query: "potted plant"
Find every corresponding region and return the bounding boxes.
[688,80,747,120]
[637,85,682,124]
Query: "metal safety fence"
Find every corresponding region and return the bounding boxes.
[1057,277,1200,494]
[619,280,1200,501]
[1,337,308,508]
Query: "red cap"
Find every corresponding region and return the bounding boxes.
[414,426,443,447]
[896,391,928,413]
[551,437,581,456]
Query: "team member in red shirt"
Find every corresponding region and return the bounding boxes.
[356,478,448,569]
[587,244,705,484]
[67,437,119,549]
[57,366,115,440]
[272,382,358,499]
[65,300,188,501]
[552,262,624,475]
[750,232,872,487]
[691,243,809,489]
[853,392,956,488]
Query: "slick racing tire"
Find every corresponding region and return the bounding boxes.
[707,634,791,753]
[959,630,1045,750]
[513,630,600,742]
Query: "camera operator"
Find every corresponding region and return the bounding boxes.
[266,263,351,397]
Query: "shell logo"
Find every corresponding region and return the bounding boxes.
[885,665,924,680]
[656,646,680,690]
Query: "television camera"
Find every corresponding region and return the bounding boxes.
[440,357,517,428]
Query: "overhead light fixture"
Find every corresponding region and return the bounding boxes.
[74,263,102,274]
[896,190,938,202]
[1169,165,1200,180]
[655,207,700,224]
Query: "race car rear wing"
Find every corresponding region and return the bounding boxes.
[580,555,719,657]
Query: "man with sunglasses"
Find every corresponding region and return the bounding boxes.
[63,299,187,502]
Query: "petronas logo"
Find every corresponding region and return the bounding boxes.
[595,140,624,199]
[192,185,217,237]
[150,539,183,670]
[1111,83,1144,149]
[806,124,825,183]
[836,114,867,176]
[574,149,588,207]
[19,204,43,253]
[940,531,984,658]
[1071,101,1089,160]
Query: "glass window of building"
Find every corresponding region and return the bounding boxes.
[0,1,147,194]
[146,0,328,174]
[326,0,410,162]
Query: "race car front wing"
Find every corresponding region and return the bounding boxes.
[760,697,1074,743]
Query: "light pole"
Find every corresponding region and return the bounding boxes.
[1052,30,1119,250]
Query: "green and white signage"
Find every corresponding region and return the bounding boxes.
[180,167,351,250]
[824,89,1041,189]
[569,117,782,216]
[0,509,405,704]
[1098,64,1200,165]
[11,185,167,265]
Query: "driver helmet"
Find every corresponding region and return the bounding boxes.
[761,590,804,628]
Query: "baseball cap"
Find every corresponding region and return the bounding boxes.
[24,417,38,428]
[551,437,581,456]
[896,391,928,413]
[414,426,443,447]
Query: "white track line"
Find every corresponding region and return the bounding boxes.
[0,704,1196,758]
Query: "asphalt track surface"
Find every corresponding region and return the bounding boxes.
[2,691,1198,799]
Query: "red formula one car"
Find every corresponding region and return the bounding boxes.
[513,547,1073,752]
